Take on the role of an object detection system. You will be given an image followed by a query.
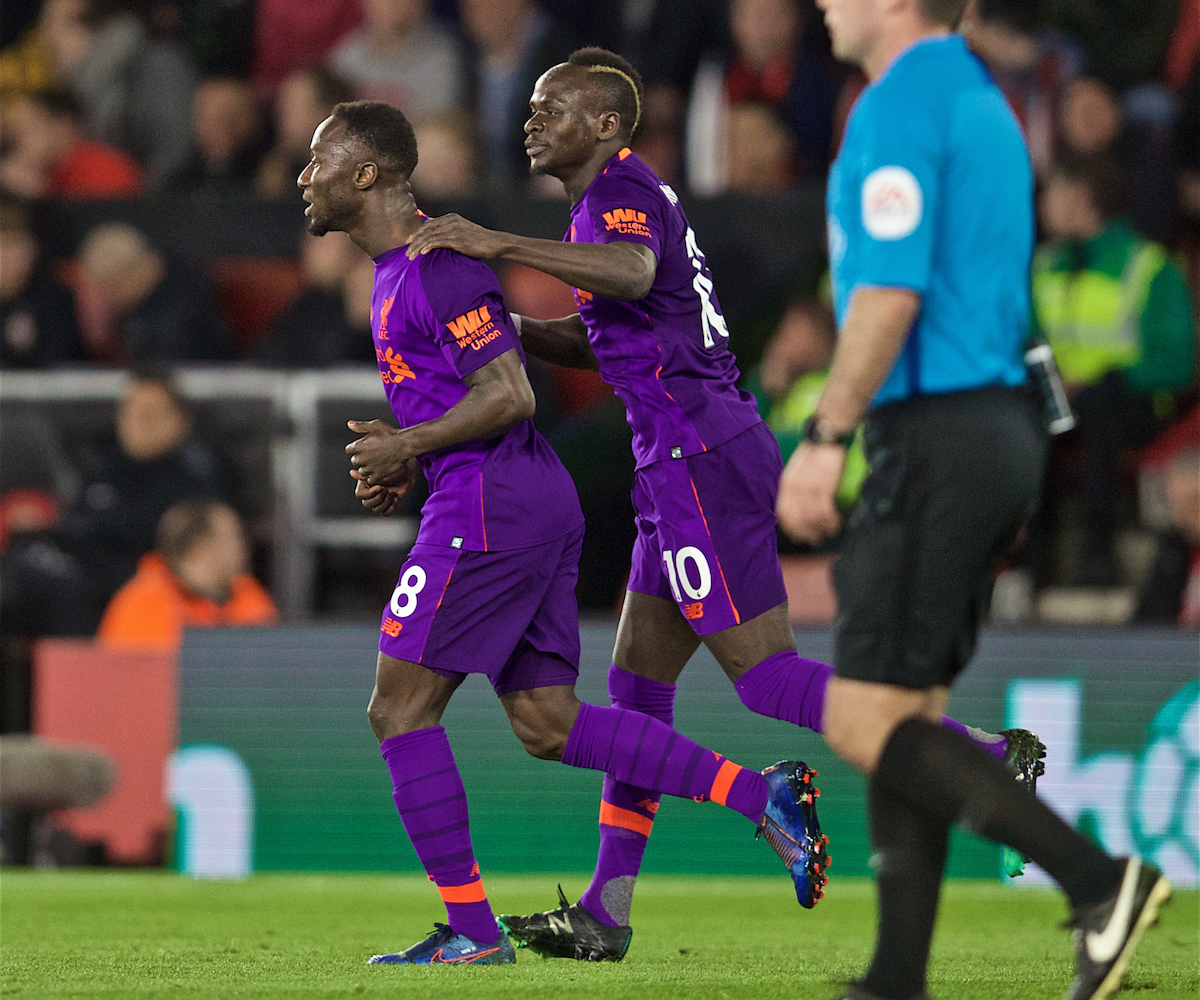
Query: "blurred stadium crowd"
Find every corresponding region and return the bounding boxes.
[0,0,1197,693]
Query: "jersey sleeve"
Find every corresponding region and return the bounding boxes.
[418,250,522,378]
[583,170,665,259]
[850,90,941,293]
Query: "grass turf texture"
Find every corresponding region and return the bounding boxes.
[2,873,1196,999]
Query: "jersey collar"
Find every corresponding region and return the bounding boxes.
[875,32,962,85]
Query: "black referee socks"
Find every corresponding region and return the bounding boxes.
[874,717,1124,909]
[862,780,949,1000]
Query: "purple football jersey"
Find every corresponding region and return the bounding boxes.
[567,148,762,468]
[370,243,582,551]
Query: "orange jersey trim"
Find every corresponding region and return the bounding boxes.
[654,364,706,451]
[709,759,742,807]
[417,562,456,663]
[618,147,632,160]
[599,800,654,837]
[479,472,488,552]
[688,477,741,624]
[437,879,488,904]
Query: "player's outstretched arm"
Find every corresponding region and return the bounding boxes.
[516,313,598,370]
[406,213,657,301]
[346,348,536,487]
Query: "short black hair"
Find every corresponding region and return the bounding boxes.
[567,47,644,140]
[157,498,227,563]
[1050,153,1129,221]
[916,0,971,28]
[329,101,418,177]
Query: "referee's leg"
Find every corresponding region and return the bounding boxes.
[823,392,1133,1000]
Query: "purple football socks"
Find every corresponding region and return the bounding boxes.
[562,702,769,823]
[380,726,498,944]
[940,716,1009,761]
[734,649,1010,758]
[579,666,676,927]
[733,649,831,731]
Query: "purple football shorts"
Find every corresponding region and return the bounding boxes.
[627,420,788,635]
[378,526,582,695]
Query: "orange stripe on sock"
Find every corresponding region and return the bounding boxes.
[437,879,488,904]
[599,800,654,837]
[709,759,742,807]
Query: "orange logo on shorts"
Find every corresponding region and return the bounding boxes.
[381,617,403,637]
[684,602,704,620]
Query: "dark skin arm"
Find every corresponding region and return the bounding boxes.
[347,348,536,510]
[517,312,598,370]
[406,214,659,302]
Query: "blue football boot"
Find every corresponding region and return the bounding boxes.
[368,923,516,965]
[757,760,830,908]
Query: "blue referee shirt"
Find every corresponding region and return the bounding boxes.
[827,35,1033,409]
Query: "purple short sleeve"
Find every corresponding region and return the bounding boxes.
[585,170,664,259]
[417,250,521,378]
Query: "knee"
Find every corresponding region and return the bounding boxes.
[366,693,393,741]
[367,690,438,742]
[511,720,567,761]
[502,688,580,761]
[822,696,884,775]
[822,714,874,773]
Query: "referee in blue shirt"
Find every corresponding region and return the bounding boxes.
[775,2,1170,999]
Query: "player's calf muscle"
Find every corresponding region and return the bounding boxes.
[500,686,583,760]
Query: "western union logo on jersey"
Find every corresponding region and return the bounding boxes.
[602,208,652,239]
[446,305,501,351]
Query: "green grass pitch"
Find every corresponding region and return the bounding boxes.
[2,872,1196,999]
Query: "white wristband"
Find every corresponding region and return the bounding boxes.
[509,312,523,337]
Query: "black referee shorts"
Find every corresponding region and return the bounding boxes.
[833,387,1047,690]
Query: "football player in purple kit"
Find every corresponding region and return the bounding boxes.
[405,48,1047,962]
[298,100,830,967]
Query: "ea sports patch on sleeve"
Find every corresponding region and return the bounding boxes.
[861,166,923,241]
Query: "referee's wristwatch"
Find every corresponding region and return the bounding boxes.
[800,414,855,448]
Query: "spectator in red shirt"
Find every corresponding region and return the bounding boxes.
[251,0,362,95]
[685,0,841,193]
[0,87,143,199]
